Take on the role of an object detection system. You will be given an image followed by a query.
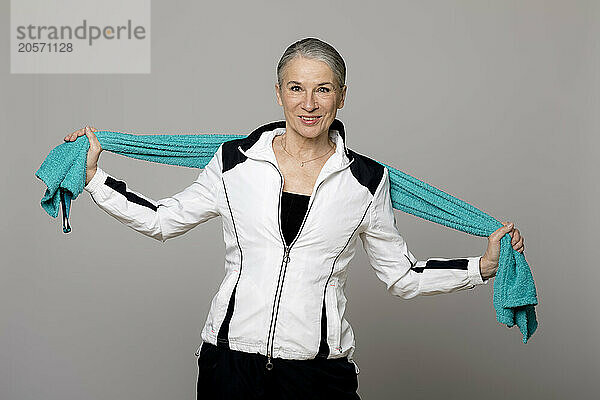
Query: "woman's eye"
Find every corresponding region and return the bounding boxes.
[290,86,301,91]
[317,87,330,93]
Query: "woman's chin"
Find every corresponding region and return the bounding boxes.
[293,118,331,137]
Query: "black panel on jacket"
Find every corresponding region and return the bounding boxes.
[411,258,469,273]
[347,149,385,196]
[222,121,285,173]
[104,176,158,211]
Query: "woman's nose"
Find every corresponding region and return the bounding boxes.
[302,92,318,110]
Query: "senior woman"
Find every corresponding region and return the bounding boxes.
[65,38,525,400]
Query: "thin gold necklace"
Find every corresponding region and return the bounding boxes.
[281,134,335,167]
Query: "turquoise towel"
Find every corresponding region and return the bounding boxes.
[35,129,538,343]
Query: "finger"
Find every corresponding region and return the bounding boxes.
[512,234,523,249]
[85,126,101,149]
[72,128,84,140]
[495,222,514,237]
[511,229,520,245]
[70,130,80,141]
[65,129,78,141]
[511,232,518,246]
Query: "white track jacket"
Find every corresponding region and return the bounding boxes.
[84,119,489,372]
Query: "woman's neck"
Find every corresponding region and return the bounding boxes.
[278,129,335,159]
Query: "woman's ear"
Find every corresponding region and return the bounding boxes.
[337,85,347,109]
[275,83,284,107]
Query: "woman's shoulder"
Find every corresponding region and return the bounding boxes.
[346,147,386,196]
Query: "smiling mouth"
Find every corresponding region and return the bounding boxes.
[298,115,322,125]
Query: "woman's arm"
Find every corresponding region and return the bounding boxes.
[83,144,223,242]
[358,168,489,299]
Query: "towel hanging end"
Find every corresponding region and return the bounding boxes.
[62,214,71,233]
[60,189,72,234]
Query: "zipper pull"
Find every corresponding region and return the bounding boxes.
[266,355,273,370]
[284,248,290,263]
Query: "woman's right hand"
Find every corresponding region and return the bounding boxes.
[64,125,103,185]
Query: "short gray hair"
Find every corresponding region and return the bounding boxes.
[277,37,346,90]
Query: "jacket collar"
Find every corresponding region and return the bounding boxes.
[237,118,353,172]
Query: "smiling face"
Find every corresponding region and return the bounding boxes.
[275,55,347,140]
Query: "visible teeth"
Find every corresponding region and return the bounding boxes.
[301,116,319,120]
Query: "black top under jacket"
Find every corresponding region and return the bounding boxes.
[281,191,310,246]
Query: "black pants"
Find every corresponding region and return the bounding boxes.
[196,341,361,400]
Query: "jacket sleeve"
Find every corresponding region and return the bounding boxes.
[358,167,489,299]
[83,144,223,243]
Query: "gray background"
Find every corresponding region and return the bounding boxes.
[2,1,598,399]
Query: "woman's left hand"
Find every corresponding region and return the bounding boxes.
[480,221,525,280]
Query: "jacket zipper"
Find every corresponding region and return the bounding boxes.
[237,145,354,370]
[264,160,326,370]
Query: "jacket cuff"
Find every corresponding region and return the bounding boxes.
[84,167,107,194]
[467,255,489,287]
